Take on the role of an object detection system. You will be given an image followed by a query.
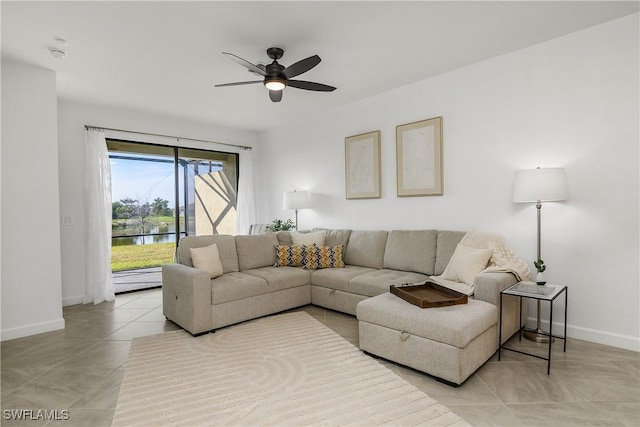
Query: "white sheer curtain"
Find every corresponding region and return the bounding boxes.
[235,148,257,235]
[83,128,116,304]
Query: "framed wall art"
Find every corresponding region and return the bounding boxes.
[345,130,381,199]
[396,117,443,197]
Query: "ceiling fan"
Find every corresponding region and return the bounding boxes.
[215,47,337,103]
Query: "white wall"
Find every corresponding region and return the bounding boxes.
[1,61,65,340]
[58,100,258,305]
[258,15,639,351]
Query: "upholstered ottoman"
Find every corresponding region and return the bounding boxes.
[356,292,498,385]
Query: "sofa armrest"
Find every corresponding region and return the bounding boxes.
[474,272,524,344]
[162,263,212,335]
[473,272,518,307]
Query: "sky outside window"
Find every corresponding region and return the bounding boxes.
[110,154,176,206]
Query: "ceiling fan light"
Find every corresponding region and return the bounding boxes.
[264,78,286,91]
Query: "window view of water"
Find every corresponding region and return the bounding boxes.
[108,139,238,278]
[112,224,185,246]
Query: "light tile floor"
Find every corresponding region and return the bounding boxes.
[1,288,638,426]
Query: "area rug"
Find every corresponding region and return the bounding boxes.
[112,312,469,426]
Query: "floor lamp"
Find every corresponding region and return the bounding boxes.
[513,167,568,343]
[283,190,308,230]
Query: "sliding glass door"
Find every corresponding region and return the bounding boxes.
[178,148,238,236]
[107,139,238,290]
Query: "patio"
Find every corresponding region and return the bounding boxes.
[112,267,161,294]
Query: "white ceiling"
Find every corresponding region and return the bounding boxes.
[2,1,638,132]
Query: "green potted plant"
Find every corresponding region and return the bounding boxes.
[534,259,547,285]
[266,218,295,232]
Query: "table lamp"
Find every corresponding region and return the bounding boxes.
[513,167,568,342]
[283,190,308,230]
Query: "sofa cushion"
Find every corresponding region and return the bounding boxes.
[382,230,438,275]
[312,228,352,250]
[190,243,224,278]
[211,272,269,305]
[343,230,388,269]
[235,234,279,271]
[310,266,376,293]
[305,245,345,269]
[348,269,430,297]
[243,267,311,292]
[274,245,307,267]
[291,230,326,246]
[177,235,239,273]
[434,230,466,275]
[276,231,293,245]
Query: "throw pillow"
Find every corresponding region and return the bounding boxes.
[291,230,326,246]
[190,243,224,279]
[441,244,493,285]
[274,245,307,267]
[305,245,345,270]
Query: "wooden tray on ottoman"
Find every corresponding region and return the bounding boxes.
[390,282,468,308]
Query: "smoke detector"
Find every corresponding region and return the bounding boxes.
[49,37,68,59]
[49,48,67,59]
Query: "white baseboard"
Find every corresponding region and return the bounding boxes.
[1,318,65,342]
[526,317,639,352]
[62,295,84,306]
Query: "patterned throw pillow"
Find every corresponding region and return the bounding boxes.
[274,245,307,267]
[305,245,345,270]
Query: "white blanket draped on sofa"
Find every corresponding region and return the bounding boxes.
[431,231,530,296]
[462,231,531,280]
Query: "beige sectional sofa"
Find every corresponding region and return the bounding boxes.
[162,228,522,336]
[162,228,525,384]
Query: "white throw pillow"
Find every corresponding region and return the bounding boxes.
[190,243,224,278]
[441,244,493,285]
[291,230,326,246]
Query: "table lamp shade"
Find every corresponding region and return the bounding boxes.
[283,191,308,210]
[513,168,568,203]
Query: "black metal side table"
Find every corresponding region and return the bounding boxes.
[498,282,568,374]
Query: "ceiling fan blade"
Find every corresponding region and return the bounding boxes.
[222,52,267,76]
[288,80,337,92]
[269,90,283,103]
[215,81,262,87]
[283,55,321,79]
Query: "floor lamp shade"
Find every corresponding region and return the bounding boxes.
[283,191,308,210]
[513,168,568,203]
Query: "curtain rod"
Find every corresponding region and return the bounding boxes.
[84,125,252,150]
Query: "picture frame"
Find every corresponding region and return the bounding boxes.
[345,130,381,199]
[396,117,443,197]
